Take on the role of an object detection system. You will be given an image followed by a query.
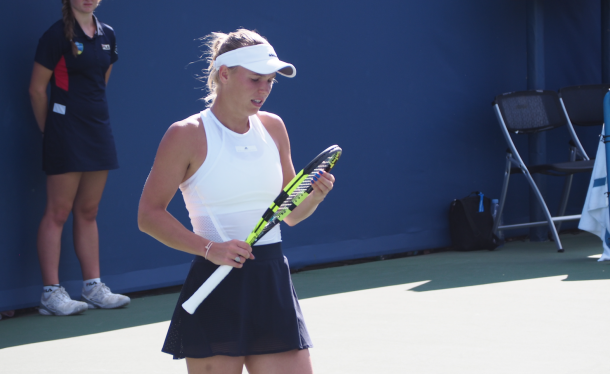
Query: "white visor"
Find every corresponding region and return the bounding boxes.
[213,44,296,78]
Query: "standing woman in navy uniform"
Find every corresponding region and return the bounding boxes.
[29,0,129,316]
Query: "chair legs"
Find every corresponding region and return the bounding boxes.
[554,174,573,233]
[495,154,565,252]
[493,157,511,235]
[521,167,564,252]
[554,146,578,233]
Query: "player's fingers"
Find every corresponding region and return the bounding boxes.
[322,171,335,183]
[208,242,244,267]
[222,241,252,263]
[210,252,242,268]
[311,181,329,194]
[233,239,251,250]
[236,248,254,260]
[226,253,244,268]
[235,241,255,259]
[313,173,333,193]
[315,171,334,186]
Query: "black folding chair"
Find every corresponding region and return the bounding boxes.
[554,84,610,231]
[492,90,595,252]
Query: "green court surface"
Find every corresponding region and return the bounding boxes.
[1,232,609,373]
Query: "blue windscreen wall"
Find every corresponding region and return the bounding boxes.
[0,0,603,311]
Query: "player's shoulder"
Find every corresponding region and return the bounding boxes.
[257,111,290,152]
[167,113,203,136]
[159,113,204,152]
[257,111,286,131]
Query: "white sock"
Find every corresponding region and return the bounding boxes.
[83,278,101,293]
[43,284,60,299]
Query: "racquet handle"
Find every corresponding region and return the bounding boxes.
[182,265,232,314]
[182,232,259,314]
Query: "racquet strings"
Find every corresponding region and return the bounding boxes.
[256,154,336,240]
[278,157,333,211]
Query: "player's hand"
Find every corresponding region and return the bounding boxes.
[205,239,254,268]
[310,171,335,203]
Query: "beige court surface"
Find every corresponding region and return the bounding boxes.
[1,232,609,373]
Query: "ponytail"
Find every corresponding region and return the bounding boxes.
[200,29,267,105]
[62,0,79,57]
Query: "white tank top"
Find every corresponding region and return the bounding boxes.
[179,109,283,245]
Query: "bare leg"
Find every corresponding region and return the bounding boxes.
[72,171,108,281]
[37,173,82,285]
[185,355,245,374]
[246,349,313,374]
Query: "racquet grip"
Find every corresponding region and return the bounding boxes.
[182,265,232,314]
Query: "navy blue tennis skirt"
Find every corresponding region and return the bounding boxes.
[162,242,313,359]
[42,108,119,175]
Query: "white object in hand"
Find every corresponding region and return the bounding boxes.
[181,265,232,314]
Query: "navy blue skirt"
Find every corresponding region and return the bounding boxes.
[162,242,313,359]
[42,107,119,175]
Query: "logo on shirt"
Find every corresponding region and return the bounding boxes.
[101,44,111,50]
[75,42,84,55]
[236,146,258,153]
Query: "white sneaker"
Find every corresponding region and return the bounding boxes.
[39,287,88,316]
[81,283,130,309]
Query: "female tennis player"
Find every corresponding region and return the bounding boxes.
[138,29,335,373]
[29,0,129,316]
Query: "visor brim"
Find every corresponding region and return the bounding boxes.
[241,60,296,78]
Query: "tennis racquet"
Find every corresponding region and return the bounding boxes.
[182,145,342,314]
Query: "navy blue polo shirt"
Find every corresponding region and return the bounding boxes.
[35,15,119,175]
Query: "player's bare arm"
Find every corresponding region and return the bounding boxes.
[258,111,335,226]
[138,114,253,266]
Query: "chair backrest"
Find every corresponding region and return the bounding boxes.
[558,84,610,126]
[494,90,567,133]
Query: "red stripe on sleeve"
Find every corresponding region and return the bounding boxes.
[54,56,69,91]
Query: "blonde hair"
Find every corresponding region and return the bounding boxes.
[198,29,269,105]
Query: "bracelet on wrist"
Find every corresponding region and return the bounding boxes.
[204,241,213,260]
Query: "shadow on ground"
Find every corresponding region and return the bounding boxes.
[0,291,180,349]
[292,231,609,298]
[1,232,607,349]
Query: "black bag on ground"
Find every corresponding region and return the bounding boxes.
[449,191,499,251]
